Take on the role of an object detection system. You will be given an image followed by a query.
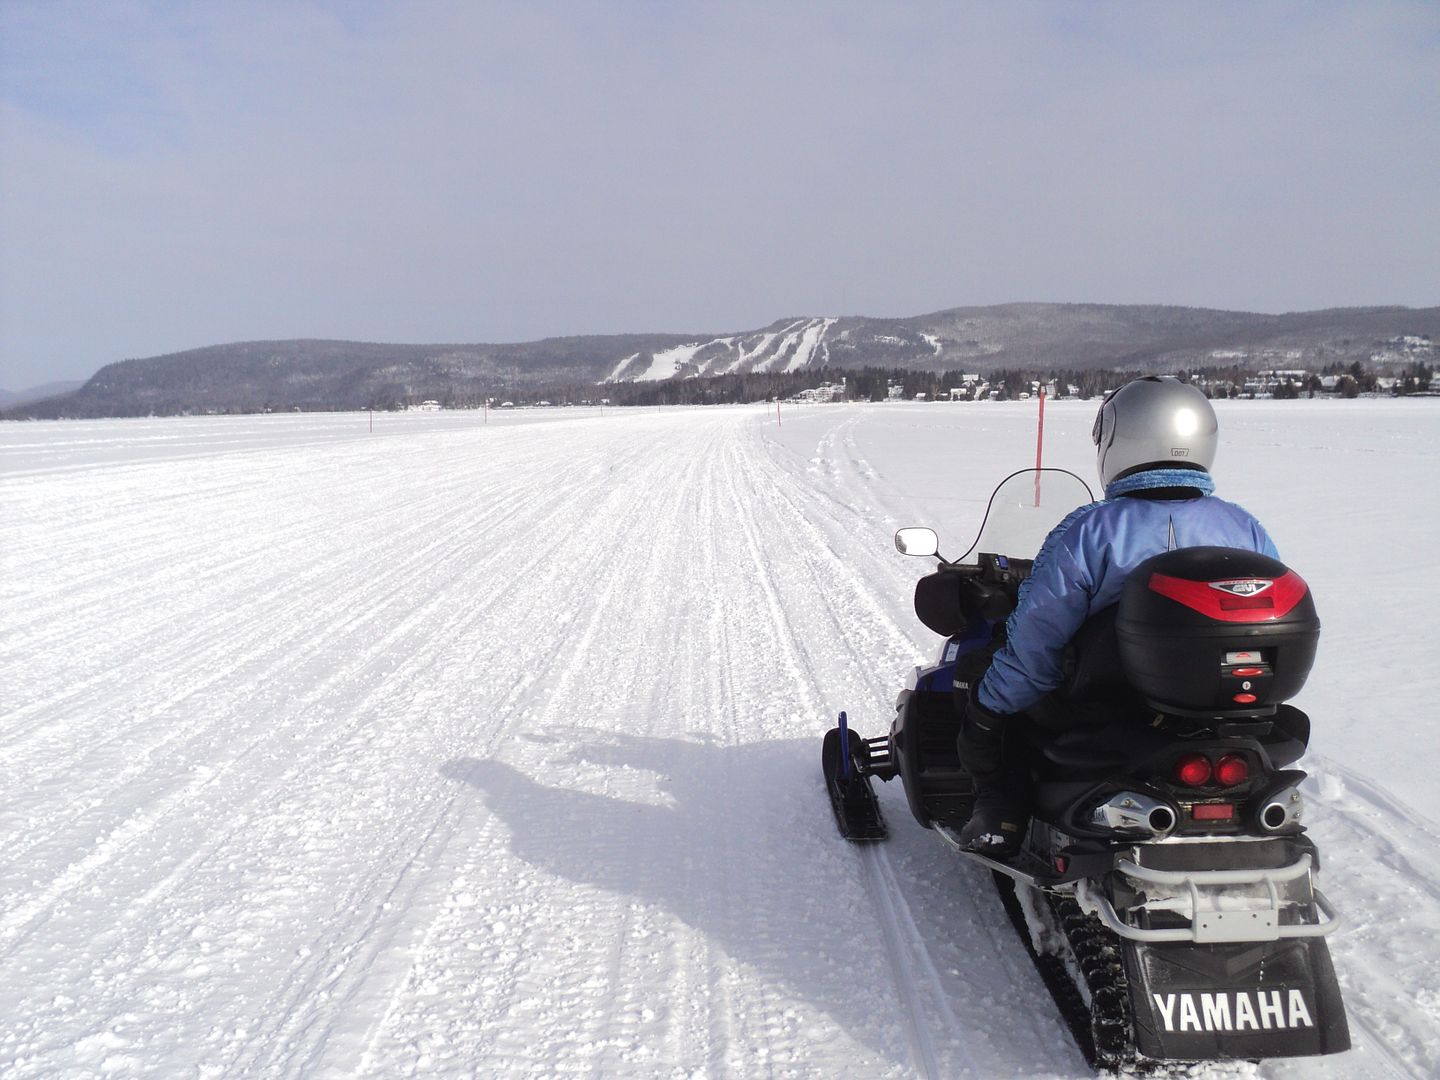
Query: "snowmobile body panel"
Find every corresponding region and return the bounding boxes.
[890,688,972,830]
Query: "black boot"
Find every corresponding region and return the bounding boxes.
[958,773,1028,857]
[957,694,1029,858]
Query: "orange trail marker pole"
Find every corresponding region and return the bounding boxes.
[1033,387,1047,506]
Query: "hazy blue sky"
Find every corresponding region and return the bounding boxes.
[2,1,1437,387]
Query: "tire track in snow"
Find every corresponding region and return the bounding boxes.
[1343,1012,1433,1080]
[333,421,742,1077]
[731,434,969,1076]
[0,436,577,753]
[0,415,715,1077]
[5,425,596,757]
[0,441,598,921]
[1288,758,1440,1078]
[351,413,954,1076]
[220,424,702,1078]
[722,417,1016,1078]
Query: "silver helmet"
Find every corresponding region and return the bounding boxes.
[1091,376,1217,488]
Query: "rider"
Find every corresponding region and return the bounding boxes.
[957,375,1279,857]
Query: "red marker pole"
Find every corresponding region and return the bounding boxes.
[1033,386,1046,506]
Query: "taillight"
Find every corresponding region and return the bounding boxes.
[1214,754,1249,787]
[1174,754,1212,787]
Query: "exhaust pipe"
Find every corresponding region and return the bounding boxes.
[1250,771,1308,832]
[1091,791,1177,837]
[1255,783,1313,835]
[1257,788,1304,832]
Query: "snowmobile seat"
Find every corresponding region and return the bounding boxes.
[1025,715,1169,777]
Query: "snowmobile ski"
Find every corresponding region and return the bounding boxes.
[821,712,888,840]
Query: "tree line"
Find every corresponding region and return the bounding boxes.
[7,359,1431,421]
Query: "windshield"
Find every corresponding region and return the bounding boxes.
[958,468,1096,563]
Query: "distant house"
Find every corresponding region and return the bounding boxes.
[410,400,442,411]
[796,380,847,403]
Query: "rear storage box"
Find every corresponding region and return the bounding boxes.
[1116,547,1320,716]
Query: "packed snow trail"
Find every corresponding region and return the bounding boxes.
[2,402,1437,1078]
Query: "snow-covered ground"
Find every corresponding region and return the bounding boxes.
[2,400,1437,1078]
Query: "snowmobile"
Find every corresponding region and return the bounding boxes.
[822,468,1349,1069]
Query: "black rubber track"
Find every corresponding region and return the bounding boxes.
[990,870,1138,1074]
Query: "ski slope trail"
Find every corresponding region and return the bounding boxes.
[2,403,1437,1078]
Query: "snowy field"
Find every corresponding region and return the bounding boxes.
[2,400,1438,1079]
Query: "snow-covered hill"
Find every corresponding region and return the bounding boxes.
[606,318,841,380]
[2,401,1437,1077]
[13,304,1438,419]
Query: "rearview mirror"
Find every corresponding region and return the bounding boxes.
[894,527,939,558]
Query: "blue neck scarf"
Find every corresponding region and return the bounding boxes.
[1104,468,1215,499]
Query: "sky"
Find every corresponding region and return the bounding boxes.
[1,1,1437,388]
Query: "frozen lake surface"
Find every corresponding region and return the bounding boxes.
[2,400,1438,1077]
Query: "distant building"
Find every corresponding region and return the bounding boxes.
[796,379,848,403]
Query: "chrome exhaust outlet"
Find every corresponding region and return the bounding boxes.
[1091,791,1177,837]
[1258,787,1305,832]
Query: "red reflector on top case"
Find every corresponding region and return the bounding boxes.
[1231,667,1265,677]
[1220,594,1274,611]
[1148,570,1309,623]
[1233,693,1258,704]
[1193,803,1235,821]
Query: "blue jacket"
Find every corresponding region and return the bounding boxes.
[975,469,1279,716]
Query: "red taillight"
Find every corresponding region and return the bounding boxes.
[1174,754,1212,787]
[1214,754,1249,787]
[1193,802,1236,821]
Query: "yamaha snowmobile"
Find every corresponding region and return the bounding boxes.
[822,468,1349,1070]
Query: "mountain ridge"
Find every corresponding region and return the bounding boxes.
[8,302,1436,417]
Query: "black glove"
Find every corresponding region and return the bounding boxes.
[957,693,1010,781]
